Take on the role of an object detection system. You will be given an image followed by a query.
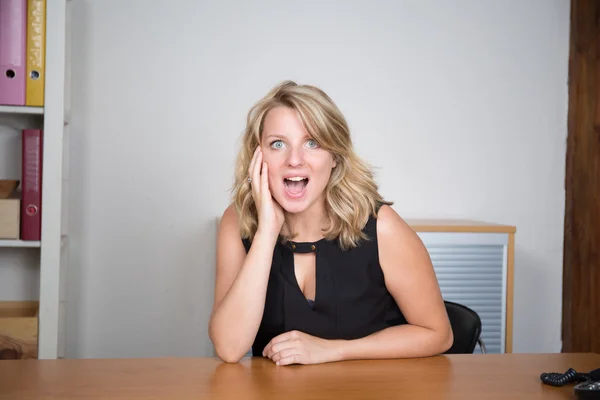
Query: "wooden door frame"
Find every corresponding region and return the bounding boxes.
[561,0,600,353]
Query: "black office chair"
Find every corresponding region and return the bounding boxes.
[443,300,487,354]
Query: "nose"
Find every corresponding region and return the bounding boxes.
[286,145,305,167]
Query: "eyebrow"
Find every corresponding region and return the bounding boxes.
[263,133,311,141]
[263,134,285,140]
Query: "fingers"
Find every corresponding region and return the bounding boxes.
[251,150,262,200]
[247,147,262,204]
[263,338,298,359]
[271,348,302,365]
[251,149,263,184]
[275,354,301,366]
[261,161,269,195]
[248,146,260,180]
[262,331,300,357]
[263,331,296,352]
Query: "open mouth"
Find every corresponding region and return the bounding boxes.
[283,177,309,196]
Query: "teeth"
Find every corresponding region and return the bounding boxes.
[285,177,307,181]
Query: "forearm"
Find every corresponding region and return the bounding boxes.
[331,324,453,362]
[209,231,277,362]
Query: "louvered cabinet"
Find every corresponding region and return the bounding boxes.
[408,220,516,354]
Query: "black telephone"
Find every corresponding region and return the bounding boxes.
[541,367,600,399]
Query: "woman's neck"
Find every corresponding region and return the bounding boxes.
[283,202,328,242]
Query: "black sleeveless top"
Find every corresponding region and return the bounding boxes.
[241,211,408,356]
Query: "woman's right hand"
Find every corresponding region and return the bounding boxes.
[248,146,285,239]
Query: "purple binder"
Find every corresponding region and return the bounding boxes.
[0,0,27,106]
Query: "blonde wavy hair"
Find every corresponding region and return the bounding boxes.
[231,80,392,250]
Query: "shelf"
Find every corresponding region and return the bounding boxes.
[0,106,44,115]
[0,240,41,248]
[0,108,44,130]
[0,235,68,249]
[0,106,70,127]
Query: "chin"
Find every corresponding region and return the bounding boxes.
[279,201,311,214]
[271,192,309,214]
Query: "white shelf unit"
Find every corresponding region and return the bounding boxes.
[0,0,71,360]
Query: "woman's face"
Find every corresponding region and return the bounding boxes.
[260,106,337,215]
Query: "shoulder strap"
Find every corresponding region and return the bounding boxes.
[365,201,388,240]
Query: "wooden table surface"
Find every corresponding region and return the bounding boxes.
[1,353,599,399]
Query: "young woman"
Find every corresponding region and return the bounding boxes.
[209,81,453,365]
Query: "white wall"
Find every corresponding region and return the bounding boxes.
[62,0,570,358]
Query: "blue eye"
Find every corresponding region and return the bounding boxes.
[271,140,285,149]
[306,139,318,148]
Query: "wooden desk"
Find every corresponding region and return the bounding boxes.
[0,353,598,399]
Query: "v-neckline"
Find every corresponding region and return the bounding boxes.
[285,242,320,310]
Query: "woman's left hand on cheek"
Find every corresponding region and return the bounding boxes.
[262,330,339,366]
